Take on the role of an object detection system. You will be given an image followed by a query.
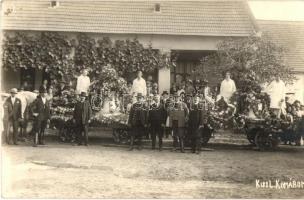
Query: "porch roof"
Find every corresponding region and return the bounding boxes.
[1,0,256,37]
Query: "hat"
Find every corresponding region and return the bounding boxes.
[10,88,18,94]
[136,93,144,98]
[162,91,169,95]
[39,87,47,94]
[153,83,158,87]
[80,92,88,97]
[203,79,209,84]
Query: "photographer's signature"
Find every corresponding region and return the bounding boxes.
[256,179,304,189]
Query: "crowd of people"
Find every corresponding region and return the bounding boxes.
[2,69,304,152]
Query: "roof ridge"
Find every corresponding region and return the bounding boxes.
[257,19,304,23]
[3,0,245,1]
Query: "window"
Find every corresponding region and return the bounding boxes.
[154,3,161,12]
[50,1,59,8]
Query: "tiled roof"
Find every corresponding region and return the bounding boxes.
[1,0,256,37]
[258,20,304,72]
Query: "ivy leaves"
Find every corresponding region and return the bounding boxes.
[2,32,175,93]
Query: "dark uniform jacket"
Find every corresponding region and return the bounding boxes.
[148,103,167,125]
[73,100,92,125]
[168,102,189,127]
[3,97,22,121]
[128,102,148,126]
[188,103,207,128]
[30,96,51,121]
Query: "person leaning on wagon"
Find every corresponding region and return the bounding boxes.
[148,94,167,151]
[73,92,92,146]
[30,87,51,147]
[169,93,189,153]
[3,88,22,145]
[128,93,148,150]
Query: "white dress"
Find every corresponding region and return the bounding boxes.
[220,79,236,102]
[266,80,286,109]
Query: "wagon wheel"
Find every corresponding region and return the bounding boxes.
[270,135,280,148]
[58,128,67,142]
[113,129,130,144]
[246,129,257,145]
[254,130,271,150]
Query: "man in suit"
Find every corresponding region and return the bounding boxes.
[3,88,22,145]
[169,93,189,153]
[30,87,51,147]
[128,93,148,150]
[188,94,208,154]
[148,95,167,151]
[73,92,92,146]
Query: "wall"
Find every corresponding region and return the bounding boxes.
[286,73,304,104]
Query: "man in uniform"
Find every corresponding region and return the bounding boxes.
[128,93,148,150]
[188,94,208,154]
[169,93,189,153]
[3,88,22,145]
[148,95,167,151]
[30,87,51,147]
[73,92,92,146]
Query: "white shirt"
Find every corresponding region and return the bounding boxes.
[220,79,236,102]
[76,75,91,94]
[41,97,46,105]
[131,77,147,96]
[10,97,16,104]
[266,80,286,109]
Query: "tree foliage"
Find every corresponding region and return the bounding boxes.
[200,36,295,93]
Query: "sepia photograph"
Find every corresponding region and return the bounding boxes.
[0,0,304,199]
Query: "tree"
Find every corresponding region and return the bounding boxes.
[201,35,295,93]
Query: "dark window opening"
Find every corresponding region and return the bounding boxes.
[50,1,59,7]
[154,3,161,12]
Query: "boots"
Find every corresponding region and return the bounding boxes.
[180,137,185,153]
[172,137,178,151]
[33,132,38,147]
[129,136,134,151]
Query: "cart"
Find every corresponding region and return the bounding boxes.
[243,117,292,150]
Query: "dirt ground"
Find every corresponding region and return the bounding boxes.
[1,130,304,199]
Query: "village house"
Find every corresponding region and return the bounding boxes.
[1,0,258,93]
[257,20,304,103]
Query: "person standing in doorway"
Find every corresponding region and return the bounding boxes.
[39,79,49,92]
